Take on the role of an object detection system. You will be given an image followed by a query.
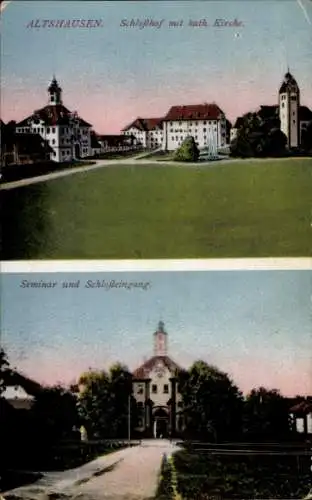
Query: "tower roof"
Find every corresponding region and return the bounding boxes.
[48,76,62,93]
[153,320,167,335]
[279,72,299,94]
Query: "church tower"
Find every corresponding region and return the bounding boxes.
[48,76,63,105]
[153,321,168,356]
[279,71,300,149]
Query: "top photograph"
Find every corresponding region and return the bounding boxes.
[1,0,311,260]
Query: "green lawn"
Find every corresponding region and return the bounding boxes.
[1,158,312,259]
[173,449,311,499]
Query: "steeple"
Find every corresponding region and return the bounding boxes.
[48,76,62,105]
[278,70,300,149]
[153,321,168,356]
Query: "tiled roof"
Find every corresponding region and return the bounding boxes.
[16,105,92,127]
[3,369,43,396]
[163,103,224,121]
[289,401,312,415]
[133,355,181,379]
[122,117,163,132]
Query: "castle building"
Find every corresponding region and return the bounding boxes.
[15,77,92,162]
[132,321,184,438]
[162,103,228,151]
[122,117,163,149]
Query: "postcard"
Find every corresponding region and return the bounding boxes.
[0,0,311,260]
[1,268,312,498]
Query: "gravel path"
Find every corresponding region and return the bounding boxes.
[3,440,180,500]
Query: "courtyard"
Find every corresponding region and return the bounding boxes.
[1,157,311,259]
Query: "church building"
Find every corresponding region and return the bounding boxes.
[132,322,184,438]
[15,77,92,162]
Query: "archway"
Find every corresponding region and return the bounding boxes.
[153,407,169,438]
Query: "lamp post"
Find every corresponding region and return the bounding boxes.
[128,394,131,446]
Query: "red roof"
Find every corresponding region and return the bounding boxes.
[163,103,224,122]
[122,117,163,132]
[133,355,181,379]
[289,401,312,415]
[16,105,92,127]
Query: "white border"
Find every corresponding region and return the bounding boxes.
[1,258,311,272]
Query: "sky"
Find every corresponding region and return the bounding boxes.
[1,0,312,133]
[1,270,311,397]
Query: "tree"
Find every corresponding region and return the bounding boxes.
[173,136,199,162]
[78,364,137,439]
[230,111,287,157]
[243,387,291,440]
[0,348,10,396]
[178,361,243,441]
[30,385,80,443]
[301,121,312,153]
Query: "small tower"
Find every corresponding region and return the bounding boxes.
[279,71,300,149]
[48,76,63,105]
[153,320,168,356]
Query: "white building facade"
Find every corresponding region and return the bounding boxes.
[122,117,163,149]
[15,77,92,162]
[132,321,183,438]
[162,103,228,151]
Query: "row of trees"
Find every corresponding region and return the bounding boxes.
[1,348,299,447]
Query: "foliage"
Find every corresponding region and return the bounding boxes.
[0,347,10,396]
[173,136,199,162]
[30,385,80,443]
[178,361,243,441]
[78,363,138,439]
[155,453,174,499]
[301,121,312,153]
[230,112,287,157]
[243,387,291,440]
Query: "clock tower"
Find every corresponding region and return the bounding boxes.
[153,320,168,356]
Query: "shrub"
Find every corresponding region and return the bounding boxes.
[173,136,199,162]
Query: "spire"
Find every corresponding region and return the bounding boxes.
[153,321,168,356]
[48,76,62,105]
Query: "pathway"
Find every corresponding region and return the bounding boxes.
[3,440,181,500]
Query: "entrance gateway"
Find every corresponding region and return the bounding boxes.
[153,408,169,438]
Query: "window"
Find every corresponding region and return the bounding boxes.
[52,127,55,133]
[52,139,55,145]
[171,136,175,141]
[282,102,285,108]
[163,384,169,394]
[152,384,157,393]
[47,127,50,134]
[293,111,296,116]
[203,128,206,132]
[195,121,198,125]
[293,120,296,124]
[203,121,206,125]
[291,96,297,101]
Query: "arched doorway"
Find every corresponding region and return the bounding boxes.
[74,143,81,159]
[153,408,169,438]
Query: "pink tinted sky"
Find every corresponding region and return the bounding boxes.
[2,271,311,396]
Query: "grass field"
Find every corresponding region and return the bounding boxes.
[1,158,311,259]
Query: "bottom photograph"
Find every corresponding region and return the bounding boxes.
[1,269,312,500]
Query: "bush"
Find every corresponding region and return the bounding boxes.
[173,136,199,162]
